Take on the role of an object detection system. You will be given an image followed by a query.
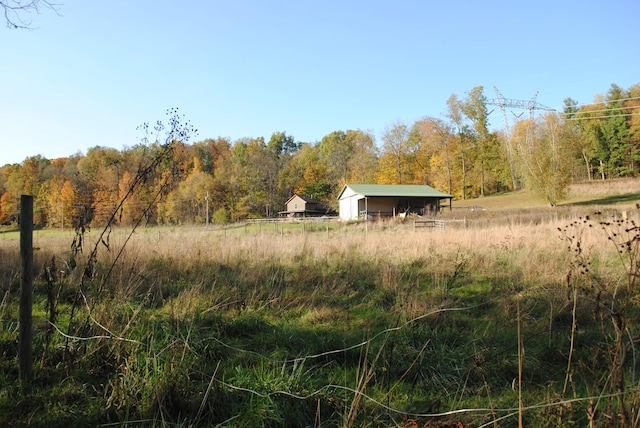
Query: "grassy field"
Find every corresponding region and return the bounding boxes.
[2,179,640,427]
[452,177,640,211]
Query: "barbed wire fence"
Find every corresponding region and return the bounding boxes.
[47,280,640,426]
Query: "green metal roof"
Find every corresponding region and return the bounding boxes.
[339,184,453,199]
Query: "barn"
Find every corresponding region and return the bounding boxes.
[279,194,336,217]
[337,184,453,221]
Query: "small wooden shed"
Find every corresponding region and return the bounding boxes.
[337,184,453,221]
[279,194,336,217]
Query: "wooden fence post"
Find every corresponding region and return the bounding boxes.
[19,195,33,386]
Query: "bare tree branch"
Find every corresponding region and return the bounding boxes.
[1,0,61,29]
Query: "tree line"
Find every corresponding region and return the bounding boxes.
[1,83,638,227]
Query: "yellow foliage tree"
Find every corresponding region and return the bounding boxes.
[59,179,79,228]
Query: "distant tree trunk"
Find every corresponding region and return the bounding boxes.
[583,151,592,181]
[445,152,452,195]
[480,163,485,197]
[461,151,467,200]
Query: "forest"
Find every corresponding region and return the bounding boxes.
[1,82,638,228]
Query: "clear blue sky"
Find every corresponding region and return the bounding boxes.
[1,0,638,165]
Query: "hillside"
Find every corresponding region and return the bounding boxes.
[451,177,640,210]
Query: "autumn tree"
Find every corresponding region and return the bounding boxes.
[0,164,19,223]
[569,83,640,180]
[40,168,82,228]
[44,174,64,227]
[575,99,607,179]
[562,97,593,180]
[79,147,122,226]
[190,140,213,174]
[317,131,352,187]
[173,138,235,223]
[1,164,23,224]
[117,170,139,225]
[0,193,14,224]
[627,83,640,172]
[113,146,151,224]
[513,113,572,206]
[315,129,378,196]
[0,156,50,225]
[161,166,215,224]
[280,143,330,200]
[200,137,232,175]
[213,131,300,219]
[23,155,51,224]
[601,84,632,176]
[216,138,261,218]
[345,130,378,184]
[446,94,472,199]
[238,137,270,217]
[377,121,412,184]
[461,86,493,196]
[265,131,299,215]
[59,179,80,227]
[0,165,7,224]
[411,117,456,194]
[211,141,248,222]
[405,120,433,185]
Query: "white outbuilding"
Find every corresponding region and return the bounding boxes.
[337,184,453,221]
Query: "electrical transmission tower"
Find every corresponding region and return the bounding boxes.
[485,87,555,192]
[487,86,555,132]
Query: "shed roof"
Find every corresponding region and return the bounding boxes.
[338,184,453,199]
[284,193,319,205]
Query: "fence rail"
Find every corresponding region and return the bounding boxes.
[413,218,467,231]
[246,216,337,224]
[413,219,445,231]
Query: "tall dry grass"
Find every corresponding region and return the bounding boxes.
[2,207,639,426]
[569,177,640,198]
[1,208,632,294]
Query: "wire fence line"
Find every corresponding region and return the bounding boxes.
[211,375,640,422]
[49,287,635,424]
[200,296,502,365]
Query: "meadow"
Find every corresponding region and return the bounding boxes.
[1,179,640,427]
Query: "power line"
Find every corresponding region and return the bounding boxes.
[487,110,640,126]
[570,95,640,109]
[486,103,640,123]
[560,104,640,116]
[566,111,640,121]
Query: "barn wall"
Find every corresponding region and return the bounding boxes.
[362,197,398,218]
[338,196,360,221]
[338,187,360,221]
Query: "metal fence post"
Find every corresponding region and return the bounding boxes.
[19,195,33,386]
